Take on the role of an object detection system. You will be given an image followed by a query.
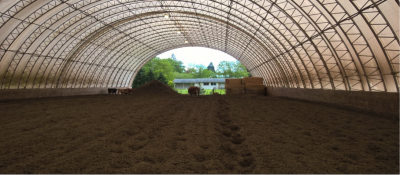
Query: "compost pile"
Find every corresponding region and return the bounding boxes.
[131,80,178,96]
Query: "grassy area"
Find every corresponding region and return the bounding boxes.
[175,88,226,95]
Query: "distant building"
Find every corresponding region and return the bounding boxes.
[173,78,226,89]
[171,53,177,60]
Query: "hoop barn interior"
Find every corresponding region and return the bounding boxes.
[0,0,399,173]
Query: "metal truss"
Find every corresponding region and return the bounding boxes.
[0,0,398,92]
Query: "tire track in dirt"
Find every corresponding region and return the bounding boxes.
[182,96,221,173]
[129,95,228,173]
[124,96,185,152]
[128,95,228,173]
[214,97,255,173]
[121,95,205,173]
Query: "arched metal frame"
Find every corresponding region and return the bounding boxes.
[0,0,398,92]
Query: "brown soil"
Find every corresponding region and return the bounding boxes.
[131,80,178,96]
[0,81,398,173]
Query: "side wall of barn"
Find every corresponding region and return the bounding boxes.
[266,87,399,117]
[0,88,108,101]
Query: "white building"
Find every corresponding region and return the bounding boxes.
[173,78,226,89]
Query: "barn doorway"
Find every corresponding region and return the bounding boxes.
[132,47,251,95]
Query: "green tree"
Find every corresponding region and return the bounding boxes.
[157,72,168,84]
[174,72,195,79]
[217,61,249,78]
[203,69,216,78]
[146,69,155,82]
[167,81,174,88]
[187,63,216,78]
[246,68,252,77]
[217,61,233,78]
[153,59,174,81]
[207,62,215,72]
[132,69,146,88]
[185,67,196,74]
[142,57,175,82]
[166,58,185,73]
[232,61,249,78]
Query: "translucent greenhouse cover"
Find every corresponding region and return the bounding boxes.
[0,0,398,92]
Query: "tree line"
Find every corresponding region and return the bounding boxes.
[132,57,250,88]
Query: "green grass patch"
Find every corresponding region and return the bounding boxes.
[175,88,225,95]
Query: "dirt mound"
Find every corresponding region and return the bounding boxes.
[131,80,178,95]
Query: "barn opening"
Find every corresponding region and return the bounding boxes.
[132,47,249,95]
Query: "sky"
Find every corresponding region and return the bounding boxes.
[156,47,238,69]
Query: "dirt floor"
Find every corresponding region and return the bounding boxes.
[0,81,398,174]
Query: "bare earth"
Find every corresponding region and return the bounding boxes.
[0,81,398,174]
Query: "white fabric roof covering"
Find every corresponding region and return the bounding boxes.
[0,0,398,92]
